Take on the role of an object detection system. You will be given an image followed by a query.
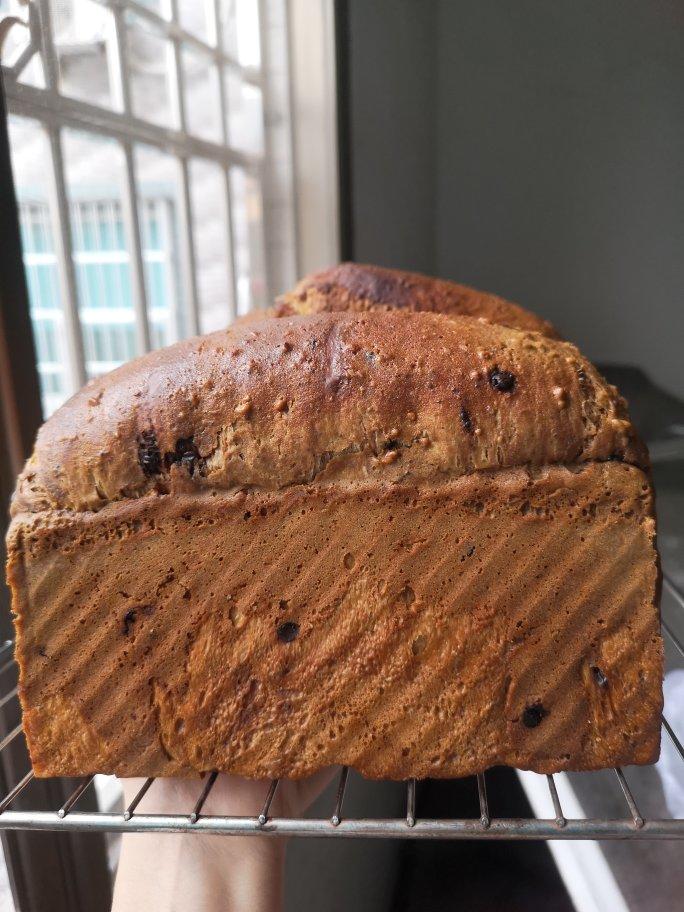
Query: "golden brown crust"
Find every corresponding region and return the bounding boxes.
[7,278,661,780]
[12,311,645,516]
[9,463,661,779]
[275,262,560,337]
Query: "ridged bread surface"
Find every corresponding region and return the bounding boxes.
[8,464,661,778]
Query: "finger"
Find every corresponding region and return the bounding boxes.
[281,765,339,815]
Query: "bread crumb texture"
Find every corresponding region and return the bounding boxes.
[9,463,661,779]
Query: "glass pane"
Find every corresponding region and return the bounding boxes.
[17,53,46,89]
[225,69,264,156]
[182,46,222,142]
[53,0,121,110]
[178,0,215,43]
[136,0,169,15]
[126,12,177,128]
[189,159,233,333]
[230,168,266,314]
[7,116,71,416]
[220,0,261,68]
[62,130,139,380]
[134,144,186,345]
[1,1,30,66]
[2,1,45,88]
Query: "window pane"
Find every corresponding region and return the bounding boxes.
[126,12,177,128]
[178,0,215,43]
[225,70,264,156]
[182,46,222,142]
[8,116,72,416]
[134,144,186,345]
[53,0,121,110]
[1,1,30,66]
[189,159,233,332]
[135,0,169,15]
[220,0,261,68]
[230,168,266,314]
[17,52,46,89]
[2,0,45,88]
[62,130,138,380]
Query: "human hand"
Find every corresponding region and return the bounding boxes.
[119,767,336,821]
[112,769,336,912]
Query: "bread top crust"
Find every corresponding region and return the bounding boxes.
[275,262,560,338]
[11,311,645,516]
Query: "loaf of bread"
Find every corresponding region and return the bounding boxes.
[275,262,560,338]
[7,301,662,779]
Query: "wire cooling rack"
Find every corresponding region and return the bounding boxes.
[0,574,682,841]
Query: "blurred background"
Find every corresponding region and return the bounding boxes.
[342,1,684,403]
[0,1,683,910]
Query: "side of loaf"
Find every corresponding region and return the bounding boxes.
[7,311,662,779]
[9,463,661,779]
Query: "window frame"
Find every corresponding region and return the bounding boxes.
[0,65,113,912]
[0,2,340,908]
[1,0,303,408]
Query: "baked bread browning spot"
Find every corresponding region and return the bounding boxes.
[274,262,560,338]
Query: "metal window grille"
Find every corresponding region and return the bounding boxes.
[1,0,297,417]
[20,195,178,412]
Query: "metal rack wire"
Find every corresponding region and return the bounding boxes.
[0,574,682,841]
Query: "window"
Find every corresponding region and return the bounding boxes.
[0,3,338,908]
[19,193,178,412]
[2,0,300,416]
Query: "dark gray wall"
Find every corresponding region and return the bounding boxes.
[347,0,437,273]
[347,0,684,399]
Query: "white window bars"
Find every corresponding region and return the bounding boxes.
[1,0,298,416]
